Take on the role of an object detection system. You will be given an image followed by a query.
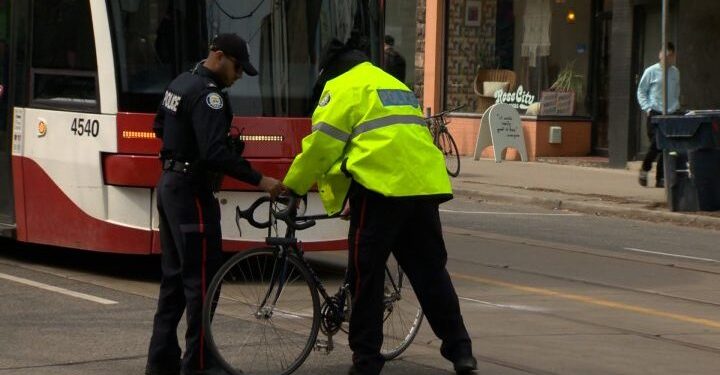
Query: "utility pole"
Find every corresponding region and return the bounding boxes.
[661,0,668,115]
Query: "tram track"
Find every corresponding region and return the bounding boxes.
[483,301,720,356]
[444,225,720,308]
[441,226,720,356]
[444,226,720,276]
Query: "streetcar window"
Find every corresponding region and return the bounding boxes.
[108,0,206,112]
[208,0,382,117]
[30,0,98,111]
[108,0,381,115]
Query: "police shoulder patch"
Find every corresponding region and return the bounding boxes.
[319,92,331,107]
[206,92,224,110]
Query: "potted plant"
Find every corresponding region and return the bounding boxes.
[541,61,584,116]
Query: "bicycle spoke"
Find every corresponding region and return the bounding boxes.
[381,259,423,360]
[204,249,319,375]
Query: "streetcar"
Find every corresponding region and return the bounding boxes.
[0,0,383,253]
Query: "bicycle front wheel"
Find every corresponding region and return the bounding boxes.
[380,254,424,360]
[437,130,461,177]
[203,247,320,375]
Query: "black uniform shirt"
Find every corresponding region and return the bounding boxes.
[154,63,262,186]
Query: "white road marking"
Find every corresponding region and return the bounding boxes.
[440,209,582,216]
[459,296,547,312]
[623,247,720,263]
[0,272,118,305]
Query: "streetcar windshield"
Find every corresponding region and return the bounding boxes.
[108,0,382,116]
[108,0,207,112]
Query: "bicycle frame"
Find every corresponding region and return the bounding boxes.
[258,221,408,341]
[209,194,423,372]
[253,204,343,323]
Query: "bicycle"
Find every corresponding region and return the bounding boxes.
[426,105,464,177]
[202,195,424,375]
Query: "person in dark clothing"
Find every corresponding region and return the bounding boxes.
[284,39,477,375]
[146,33,283,375]
[382,34,406,83]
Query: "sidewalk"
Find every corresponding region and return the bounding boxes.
[451,157,720,230]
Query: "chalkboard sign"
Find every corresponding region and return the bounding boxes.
[540,91,575,116]
[473,103,528,162]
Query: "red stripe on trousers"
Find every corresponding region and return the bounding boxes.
[194,198,207,370]
[353,195,368,299]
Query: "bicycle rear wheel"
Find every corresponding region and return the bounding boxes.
[380,254,424,360]
[436,130,461,177]
[203,247,320,375]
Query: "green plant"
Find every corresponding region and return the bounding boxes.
[549,61,584,103]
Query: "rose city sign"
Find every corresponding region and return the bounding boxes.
[493,85,535,110]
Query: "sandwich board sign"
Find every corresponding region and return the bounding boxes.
[473,103,528,162]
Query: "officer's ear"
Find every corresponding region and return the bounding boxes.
[208,49,223,62]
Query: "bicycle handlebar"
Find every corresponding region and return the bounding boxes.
[273,194,316,230]
[426,105,466,119]
[236,194,337,232]
[235,196,273,229]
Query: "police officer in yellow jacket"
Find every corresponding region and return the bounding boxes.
[284,39,477,375]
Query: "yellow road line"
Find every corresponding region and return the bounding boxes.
[313,252,720,329]
[451,273,720,330]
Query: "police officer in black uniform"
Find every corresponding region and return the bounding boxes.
[146,33,283,375]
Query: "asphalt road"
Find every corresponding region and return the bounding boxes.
[1,197,719,374]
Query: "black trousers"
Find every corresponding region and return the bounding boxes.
[346,185,472,374]
[641,110,664,182]
[147,171,224,374]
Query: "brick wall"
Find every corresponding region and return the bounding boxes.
[415,0,498,111]
[415,0,427,106]
[445,0,497,111]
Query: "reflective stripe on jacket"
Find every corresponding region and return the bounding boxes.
[284,62,452,214]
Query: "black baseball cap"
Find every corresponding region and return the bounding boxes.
[210,33,258,76]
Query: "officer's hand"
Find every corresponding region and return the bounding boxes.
[340,201,351,220]
[259,176,284,200]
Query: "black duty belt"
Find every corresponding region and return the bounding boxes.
[162,159,192,173]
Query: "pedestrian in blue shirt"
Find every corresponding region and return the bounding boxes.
[636,42,681,188]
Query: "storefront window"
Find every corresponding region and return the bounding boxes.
[384,1,420,89]
[444,0,592,117]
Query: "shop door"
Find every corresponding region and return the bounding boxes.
[0,0,13,227]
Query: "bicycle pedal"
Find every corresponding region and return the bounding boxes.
[314,337,335,354]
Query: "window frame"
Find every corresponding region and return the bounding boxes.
[29,68,100,113]
[28,0,100,113]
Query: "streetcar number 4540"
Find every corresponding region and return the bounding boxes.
[71,118,100,137]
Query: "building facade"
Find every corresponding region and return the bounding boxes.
[387,0,720,167]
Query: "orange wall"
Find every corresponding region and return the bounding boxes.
[423,0,444,113]
[445,116,481,156]
[446,115,592,160]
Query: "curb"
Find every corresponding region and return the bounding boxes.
[453,187,720,230]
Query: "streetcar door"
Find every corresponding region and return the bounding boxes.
[0,0,12,230]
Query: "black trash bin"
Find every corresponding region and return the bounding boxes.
[653,115,720,212]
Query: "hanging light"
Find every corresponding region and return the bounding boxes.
[566,9,576,24]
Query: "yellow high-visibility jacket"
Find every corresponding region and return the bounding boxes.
[284,62,452,214]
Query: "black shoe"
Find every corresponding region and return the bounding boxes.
[655,179,665,188]
[181,367,240,375]
[638,171,648,187]
[348,365,378,375]
[145,363,180,375]
[453,355,478,374]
